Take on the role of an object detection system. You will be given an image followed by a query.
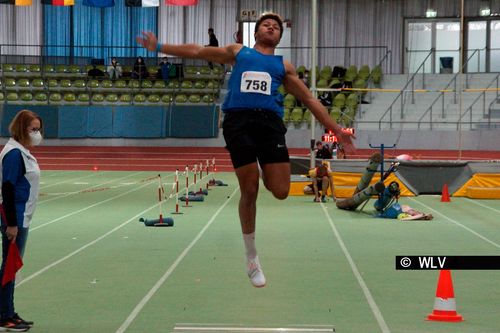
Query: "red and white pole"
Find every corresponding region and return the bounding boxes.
[157,174,163,224]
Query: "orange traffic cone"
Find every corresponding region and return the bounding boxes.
[427,270,463,322]
[441,184,451,202]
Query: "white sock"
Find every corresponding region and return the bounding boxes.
[243,232,257,259]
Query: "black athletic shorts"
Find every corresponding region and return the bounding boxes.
[222,109,289,169]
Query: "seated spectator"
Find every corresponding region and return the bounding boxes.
[156,57,171,83]
[88,65,105,78]
[107,57,122,80]
[319,91,333,107]
[132,56,148,79]
[315,141,333,159]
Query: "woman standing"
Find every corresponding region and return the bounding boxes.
[0,110,42,332]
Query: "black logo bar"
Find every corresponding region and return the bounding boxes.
[396,256,500,270]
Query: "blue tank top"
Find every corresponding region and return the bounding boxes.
[222,46,285,117]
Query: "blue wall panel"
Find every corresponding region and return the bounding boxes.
[58,106,88,138]
[113,106,167,138]
[1,105,58,138]
[168,105,219,138]
[87,107,114,137]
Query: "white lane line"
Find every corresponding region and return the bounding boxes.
[39,172,99,189]
[115,186,239,333]
[408,197,500,249]
[38,171,144,204]
[31,174,157,231]
[16,202,160,287]
[321,204,391,333]
[465,198,500,215]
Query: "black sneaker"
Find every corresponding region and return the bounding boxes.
[0,318,31,332]
[12,313,33,327]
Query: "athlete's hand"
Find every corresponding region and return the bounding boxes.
[335,128,356,155]
[136,31,158,52]
[6,226,17,241]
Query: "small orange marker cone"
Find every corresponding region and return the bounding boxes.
[427,270,463,322]
[441,184,451,202]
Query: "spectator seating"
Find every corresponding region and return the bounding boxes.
[0,62,224,106]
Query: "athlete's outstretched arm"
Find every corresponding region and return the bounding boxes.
[136,31,242,65]
[282,61,356,154]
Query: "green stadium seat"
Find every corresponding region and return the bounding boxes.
[101,80,113,88]
[153,80,166,89]
[319,66,332,81]
[128,80,140,89]
[49,93,62,102]
[317,79,329,88]
[15,64,28,72]
[32,78,44,88]
[290,107,304,126]
[200,66,211,75]
[161,94,173,103]
[303,109,312,126]
[141,80,153,89]
[43,64,54,73]
[29,64,41,73]
[20,92,33,102]
[174,94,188,103]
[48,79,58,88]
[329,106,342,122]
[2,64,14,72]
[105,94,118,103]
[114,80,127,88]
[5,78,16,88]
[78,93,90,102]
[201,94,214,103]
[60,79,72,88]
[6,92,19,101]
[185,67,197,75]
[73,79,86,88]
[358,65,370,80]
[91,93,105,103]
[296,65,306,75]
[329,78,342,88]
[283,93,296,108]
[0,92,3,101]
[134,94,146,103]
[55,64,67,73]
[194,80,206,89]
[68,65,81,74]
[34,92,48,102]
[333,93,346,109]
[63,93,77,102]
[206,80,219,89]
[371,65,383,85]
[353,79,367,96]
[278,84,286,95]
[188,94,201,103]
[17,78,30,87]
[88,80,99,89]
[212,66,223,75]
[120,94,132,103]
[147,94,160,103]
[283,108,291,123]
[344,65,358,82]
[181,80,193,89]
[167,80,180,89]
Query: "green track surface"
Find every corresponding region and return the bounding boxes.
[11,170,500,333]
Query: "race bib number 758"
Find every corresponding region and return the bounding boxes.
[240,71,272,96]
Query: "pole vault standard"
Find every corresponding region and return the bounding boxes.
[309,0,318,170]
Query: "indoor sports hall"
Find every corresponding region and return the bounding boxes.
[1,1,499,333]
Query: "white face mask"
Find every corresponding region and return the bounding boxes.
[29,131,43,146]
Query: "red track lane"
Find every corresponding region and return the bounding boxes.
[11,146,500,171]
